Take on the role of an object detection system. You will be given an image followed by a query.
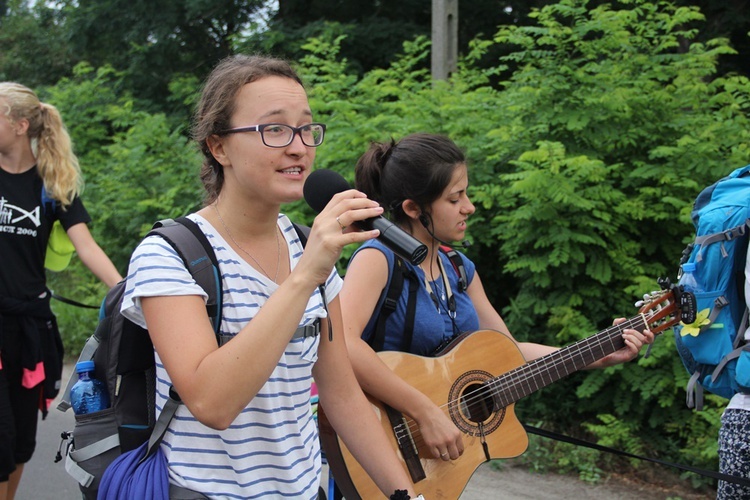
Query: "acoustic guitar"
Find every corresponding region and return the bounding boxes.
[318,285,689,499]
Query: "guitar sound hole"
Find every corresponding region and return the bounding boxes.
[460,382,494,423]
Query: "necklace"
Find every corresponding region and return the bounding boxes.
[212,204,281,282]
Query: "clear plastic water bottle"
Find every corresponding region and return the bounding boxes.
[679,262,704,293]
[70,360,110,415]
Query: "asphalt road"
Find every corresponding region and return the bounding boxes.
[18,363,80,499]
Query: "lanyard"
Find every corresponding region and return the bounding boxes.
[423,257,456,318]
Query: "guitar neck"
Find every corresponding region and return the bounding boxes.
[488,315,647,408]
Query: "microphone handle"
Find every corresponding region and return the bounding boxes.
[364,217,427,265]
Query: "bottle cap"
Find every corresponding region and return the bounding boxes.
[682,262,697,273]
[76,360,95,373]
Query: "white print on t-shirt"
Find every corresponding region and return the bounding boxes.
[0,196,42,227]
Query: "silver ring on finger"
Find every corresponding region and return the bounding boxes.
[336,216,347,231]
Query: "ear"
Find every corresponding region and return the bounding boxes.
[206,134,230,167]
[401,199,422,222]
[14,118,30,136]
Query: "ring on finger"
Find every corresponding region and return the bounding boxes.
[336,216,347,230]
[440,452,448,458]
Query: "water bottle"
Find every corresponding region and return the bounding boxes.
[70,360,110,415]
[678,262,703,294]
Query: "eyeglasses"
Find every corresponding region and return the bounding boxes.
[218,123,326,148]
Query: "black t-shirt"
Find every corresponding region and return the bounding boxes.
[0,167,91,300]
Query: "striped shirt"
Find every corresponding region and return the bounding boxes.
[121,213,341,499]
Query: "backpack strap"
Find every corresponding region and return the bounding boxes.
[440,245,468,293]
[711,308,750,383]
[41,185,57,217]
[693,222,750,262]
[370,256,419,352]
[150,217,223,336]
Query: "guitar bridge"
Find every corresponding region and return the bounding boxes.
[384,404,426,483]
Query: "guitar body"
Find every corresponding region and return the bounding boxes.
[319,329,530,500]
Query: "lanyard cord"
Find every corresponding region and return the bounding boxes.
[422,255,460,338]
[423,256,455,316]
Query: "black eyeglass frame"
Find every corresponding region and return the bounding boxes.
[217,122,326,148]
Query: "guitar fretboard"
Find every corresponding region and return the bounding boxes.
[487,315,647,409]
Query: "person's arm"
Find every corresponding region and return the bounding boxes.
[66,222,122,287]
[468,270,653,366]
[341,248,464,460]
[315,296,417,497]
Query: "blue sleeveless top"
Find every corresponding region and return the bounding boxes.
[350,239,480,356]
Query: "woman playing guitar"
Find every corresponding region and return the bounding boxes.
[335,133,655,499]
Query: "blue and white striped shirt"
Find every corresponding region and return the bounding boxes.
[121,213,341,499]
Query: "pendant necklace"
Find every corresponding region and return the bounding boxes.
[212,204,281,282]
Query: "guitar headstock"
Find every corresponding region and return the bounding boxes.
[635,278,697,335]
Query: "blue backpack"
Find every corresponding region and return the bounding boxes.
[673,165,750,410]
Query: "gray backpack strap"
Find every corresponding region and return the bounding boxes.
[712,348,743,385]
[141,390,181,464]
[694,222,750,262]
[735,307,749,348]
[291,322,321,340]
[696,296,729,334]
[66,432,120,487]
[715,308,750,377]
[686,371,704,411]
[150,217,222,333]
[707,308,750,390]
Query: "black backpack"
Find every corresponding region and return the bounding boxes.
[368,245,467,353]
[56,217,222,499]
[57,217,317,499]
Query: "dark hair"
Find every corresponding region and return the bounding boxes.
[192,54,305,204]
[355,133,466,226]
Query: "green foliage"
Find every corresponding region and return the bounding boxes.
[0,0,76,86]
[60,0,268,106]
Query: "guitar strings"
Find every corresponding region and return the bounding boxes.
[391,314,651,450]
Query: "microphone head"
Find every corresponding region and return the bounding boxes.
[303,169,351,213]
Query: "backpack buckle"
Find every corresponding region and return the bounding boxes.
[383,297,399,311]
[724,225,746,241]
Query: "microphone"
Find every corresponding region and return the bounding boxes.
[303,169,428,265]
[418,214,472,250]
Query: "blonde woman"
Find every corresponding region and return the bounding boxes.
[0,82,121,500]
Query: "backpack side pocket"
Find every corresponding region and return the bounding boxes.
[67,408,120,500]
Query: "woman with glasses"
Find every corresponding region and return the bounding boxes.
[119,55,417,499]
[338,133,654,492]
